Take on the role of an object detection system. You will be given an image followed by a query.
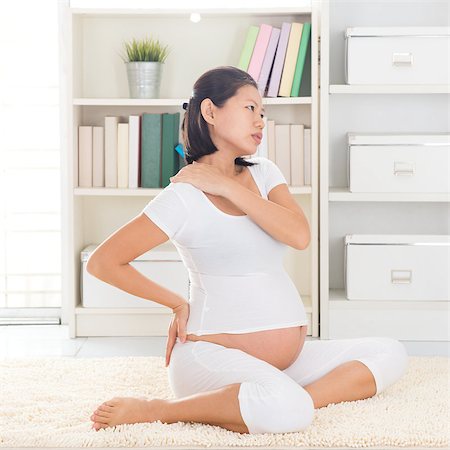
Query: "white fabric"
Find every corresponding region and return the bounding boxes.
[168,336,409,434]
[142,157,308,336]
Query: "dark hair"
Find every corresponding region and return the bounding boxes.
[181,66,260,167]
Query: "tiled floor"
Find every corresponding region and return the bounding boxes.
[0,325,448,358]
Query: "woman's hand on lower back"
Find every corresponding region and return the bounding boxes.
[165,302,190,367]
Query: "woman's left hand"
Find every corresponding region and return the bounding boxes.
[170,161,233,197]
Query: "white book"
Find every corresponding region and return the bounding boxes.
[274,124,291,185]
[267,120,276,162]
[304,128,311,185]
[290,124,304,186]
[128,115,140,189]
[78,126,92,187]
[117,123,129,188]
[92,126,104,187]
[105,116,119,187]
[257,117,268,158]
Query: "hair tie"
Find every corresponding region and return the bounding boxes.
[182,102,189,110]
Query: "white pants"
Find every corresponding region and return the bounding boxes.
[168,335,408,434]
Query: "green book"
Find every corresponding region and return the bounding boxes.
[161,113,176,188]
[299,34,312,97]
[290,23,311,97]
[173,112,182,173]
[238,25,259,71]
[141,113,162,188]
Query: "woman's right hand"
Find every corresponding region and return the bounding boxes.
[165,302,190,367]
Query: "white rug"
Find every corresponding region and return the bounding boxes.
[0,355,448,449]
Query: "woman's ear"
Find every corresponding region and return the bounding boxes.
[200,98,215,125]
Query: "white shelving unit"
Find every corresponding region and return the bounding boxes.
[319,0,450,341]
[59,2,320,339]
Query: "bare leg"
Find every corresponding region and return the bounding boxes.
[160,383,249,434]
[91,383,249,434]
[303,360,377,409]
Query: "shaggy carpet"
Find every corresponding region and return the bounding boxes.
[0,355,448,448]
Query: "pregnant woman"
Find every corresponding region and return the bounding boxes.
[87,66,408,434]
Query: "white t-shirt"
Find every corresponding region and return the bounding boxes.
[142,156,308,335]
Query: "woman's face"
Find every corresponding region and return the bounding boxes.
[205,85,265,157]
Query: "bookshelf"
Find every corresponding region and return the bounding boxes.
[58,2,320,339]
[319,0,450,341]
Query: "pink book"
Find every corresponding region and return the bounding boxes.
[247,24,272,82]
[257,27,281,96]
[267,22,291,97]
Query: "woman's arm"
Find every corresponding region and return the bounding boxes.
[86,213,188,311]
[222,181,311,250]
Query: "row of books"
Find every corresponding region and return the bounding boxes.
[238,22,312,98]
[248,118,311,186]
[78,114,311,189]
[78,113,184,189]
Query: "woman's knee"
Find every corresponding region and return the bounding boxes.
[376,337,408,373]
[239,380,314,434]
[358,337,409,394]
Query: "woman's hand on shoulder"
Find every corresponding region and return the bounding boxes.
[170,161,233,197]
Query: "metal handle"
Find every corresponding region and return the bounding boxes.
[391,270,412,284]
[394,161,415,176]
[392,52,413,66]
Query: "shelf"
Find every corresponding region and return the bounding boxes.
[76,306,171,315]
[329,84,450,94]
[75,299,314,337]
[76,299,313,315]
[70,7,313,17]
[329,188,450,202]
[73,97,313,106]
[329,289,449,309]
[74,186,313,196]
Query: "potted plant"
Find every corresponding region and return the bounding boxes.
[120,36,170,99]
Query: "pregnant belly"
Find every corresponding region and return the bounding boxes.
[186,325,307,370]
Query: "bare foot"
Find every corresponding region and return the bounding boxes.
[90,396,165,431]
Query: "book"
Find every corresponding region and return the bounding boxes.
[247,24,272,82]
[256,117,268,158]
[299,33,312,97]
[257,27,281,96]
[172,113,181,173]
[78,126,92,187]
[92,126,104,187]
[161,113,176,188]
[117,123,129,188]
[141,113,162,188]
[175,143,185,172]
[275,124,291,184]
[237,25,260,72]
[290,23,311,97]
[267,22,291,98]
[104,116,119,187]
[304,128,311,185]
[128,115,140,189]
[290,124,304,186]
[267,120,276,162]
[278,23,303,97]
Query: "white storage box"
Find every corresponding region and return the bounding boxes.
[345,27,450,84]
[348,133,450,193]
[81,245,189,308]
[345,235,450,301]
